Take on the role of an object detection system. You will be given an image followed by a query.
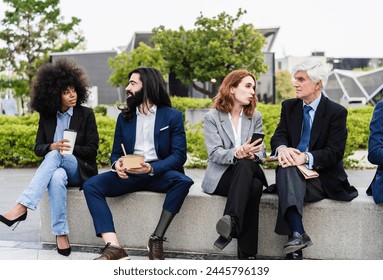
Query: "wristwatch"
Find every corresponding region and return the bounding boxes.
[148,165,155,176]
[304,153,309,164]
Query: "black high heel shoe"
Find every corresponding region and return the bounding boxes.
[0,211,27,230]
[56,235,71,257]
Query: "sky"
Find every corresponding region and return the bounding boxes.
[0,0,382,59]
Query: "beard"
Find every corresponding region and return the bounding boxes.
[126,89,144,110]
[120,89,144,121]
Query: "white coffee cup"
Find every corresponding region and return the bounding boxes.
[63,129,77,155]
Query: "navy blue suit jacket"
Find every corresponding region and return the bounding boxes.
[110,106,187,174]
[367,101,383,197]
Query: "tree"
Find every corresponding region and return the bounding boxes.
[275,70,295,103]
[108,42,167,87]
[151,9,268,98]
[0,0,85,107]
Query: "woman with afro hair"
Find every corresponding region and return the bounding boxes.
[0,58,99,257]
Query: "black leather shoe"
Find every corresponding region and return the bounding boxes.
[283,232,313,254]
[214,236,231,250]
[214,215,235,250]
[285,249,303,260]
[216,215,233,240]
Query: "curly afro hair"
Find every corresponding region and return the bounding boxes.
[30,58,90,117]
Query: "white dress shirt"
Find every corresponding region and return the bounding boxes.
[134,105,158,162]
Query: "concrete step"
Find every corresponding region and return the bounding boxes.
[40,168,382,259]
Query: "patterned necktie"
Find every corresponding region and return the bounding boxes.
[296,105,313,152]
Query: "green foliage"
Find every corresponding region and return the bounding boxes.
[0,0,85,97]
[275,70,295,103]
[171,96,212,118]
[344,106,374,167]
[108,42,168,87]
[0,121,40,167]
[185,123,208,168]
[94,115,116,167]
[0,98,376,170]
[152,8,268,97]
[93,105,107,116]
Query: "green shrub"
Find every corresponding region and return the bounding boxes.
[0,98,376,169]
[171,96,212,118]
[93,105,107,116]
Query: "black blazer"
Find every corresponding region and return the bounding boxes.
[34,106,99,185]
[271,95,358,201]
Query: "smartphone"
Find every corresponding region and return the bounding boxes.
[251,132,265,144]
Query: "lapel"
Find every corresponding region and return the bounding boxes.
[153,108,165,153]
[241,113,252,143]
[291,100,304,147]
[69,107,83,132]
[45,116,57,142]
[310,96,327,149]
[218,110,235,146]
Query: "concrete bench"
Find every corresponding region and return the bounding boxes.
[40,169,383,259]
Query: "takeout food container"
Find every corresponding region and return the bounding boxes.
[121,154,144,169]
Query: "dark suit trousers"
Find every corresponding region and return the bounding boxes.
[83,170,193,237]
[275,166,327,235]
[214,159,264,255]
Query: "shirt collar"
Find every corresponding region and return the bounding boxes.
[303,93,322,111]
[136,104,157,117]
[57,106,74,117]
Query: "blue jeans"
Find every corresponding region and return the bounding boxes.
[17,150,81,235]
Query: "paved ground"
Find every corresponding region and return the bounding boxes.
[0,166,376,260]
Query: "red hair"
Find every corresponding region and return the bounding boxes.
[213,69,257,117]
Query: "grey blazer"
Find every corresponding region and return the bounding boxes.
[201,109,266,194]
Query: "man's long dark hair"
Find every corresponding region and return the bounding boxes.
[119,67,172,121]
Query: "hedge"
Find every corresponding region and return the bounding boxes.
[0,97,374,169]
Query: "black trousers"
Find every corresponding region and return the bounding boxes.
[275,166,328,235]
[214,159,266,255]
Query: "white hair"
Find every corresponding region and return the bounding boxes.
[291,60,329,89]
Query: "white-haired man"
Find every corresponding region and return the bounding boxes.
[270,60,358,259]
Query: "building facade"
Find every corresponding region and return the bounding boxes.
[51,28,279,106]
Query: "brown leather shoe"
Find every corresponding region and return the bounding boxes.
[94,242,130,260]
[147,235,165,260]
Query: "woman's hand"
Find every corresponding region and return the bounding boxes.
[50,139,71,155]
[235,137,263,159]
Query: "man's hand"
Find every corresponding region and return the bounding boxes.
[125,162,151,175]
[115,158,129,179]
[277,147,306,167]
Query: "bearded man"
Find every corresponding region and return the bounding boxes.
[83,67,194,260]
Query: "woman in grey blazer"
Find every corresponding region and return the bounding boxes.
[202,69,268,259]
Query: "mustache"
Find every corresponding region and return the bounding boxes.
[126,90,144,110]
